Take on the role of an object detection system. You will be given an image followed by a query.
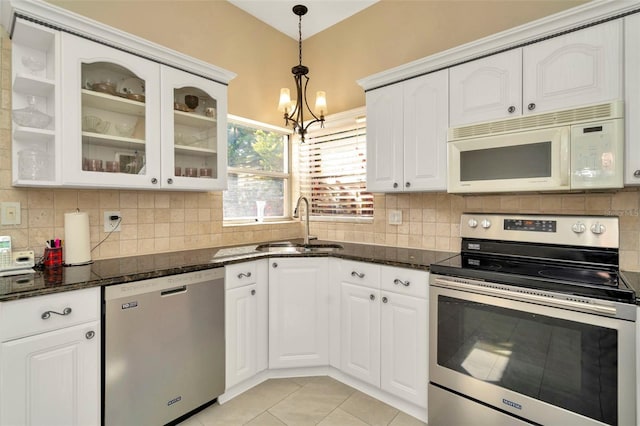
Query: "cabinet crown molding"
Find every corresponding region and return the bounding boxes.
[357,0,639,91]
[1,0,236,85]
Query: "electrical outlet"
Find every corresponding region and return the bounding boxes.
[104,211,122,232]
[1,202,21,225]
[388,209,402,225]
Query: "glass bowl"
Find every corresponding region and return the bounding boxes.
[82,115,110,134]
[21,55,45,74]
[12,105,52,129]
[115,122,135,137]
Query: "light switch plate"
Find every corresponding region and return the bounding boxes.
[388,209,402,225]
[0,202,21,225]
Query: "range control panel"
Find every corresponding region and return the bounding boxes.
[460,213,619,249]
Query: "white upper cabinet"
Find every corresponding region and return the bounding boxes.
[60,33,228,190]
[624,12,640,185]
[449,20,623,128]
[61,33,162,189]
[160,66,228,191]
[522,20,622,114]
[6,1,235,190]
[449,49,522,126]
[366,70,448,193]
[10,18,61,186]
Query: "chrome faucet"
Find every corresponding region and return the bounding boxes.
[293,196,311,245]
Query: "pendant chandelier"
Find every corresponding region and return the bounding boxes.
[277,4,327,142]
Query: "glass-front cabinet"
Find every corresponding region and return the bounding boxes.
[160,66,227,191]
[59,32,227,190]
[61,33,160,189]
[10,18,60,186]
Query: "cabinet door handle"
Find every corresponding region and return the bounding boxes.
[238,272,252,279]
[370,294,375,301]
[527,103,536,111]
[382,296,388,303]
[167,178,174,184]
[507,106,516,113]
[41,307,72,320]
[251,289,256,296]
[351,271,365,278]
[393,182,398,189]
[272,262,278,268]
[85,330,95,340]
[634,170,640,178]
[151,177,158,184]
[393,278,410,287]
[405,182,411,188]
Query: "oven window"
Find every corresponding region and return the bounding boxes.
[437,295,617,425]
[460,141,551,181]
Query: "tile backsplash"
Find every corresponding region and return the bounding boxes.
[2,28,639,271]
[309,190,640,271]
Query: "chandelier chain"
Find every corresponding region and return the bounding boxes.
[298,14,303,66]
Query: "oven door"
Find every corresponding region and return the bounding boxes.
[447,126,570,193]
[429,276,636,426]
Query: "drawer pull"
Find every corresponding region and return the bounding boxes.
[238,272,252,279]
[41,307,72,320]
[351,271,365,279]
[393,279,410,287]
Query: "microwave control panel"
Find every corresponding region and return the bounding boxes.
[571,119,624,189]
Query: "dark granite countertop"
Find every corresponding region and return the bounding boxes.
[0,240,456,302]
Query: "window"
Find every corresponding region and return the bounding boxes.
[224,116,290,221]
[299,111,373,220]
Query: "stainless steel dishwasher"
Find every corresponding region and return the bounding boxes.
[103,268,225,426]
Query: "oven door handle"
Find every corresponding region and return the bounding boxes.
[433,277,618,316]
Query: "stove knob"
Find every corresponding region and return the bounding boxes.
[468,218,478,228]
[591,222,606,235]
[571,222,586,234]
[481,219,491,229]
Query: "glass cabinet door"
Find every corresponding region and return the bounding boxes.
[160,66,228,191]
[61,33,161,189]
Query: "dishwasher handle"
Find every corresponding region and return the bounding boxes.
[161,285,187,296]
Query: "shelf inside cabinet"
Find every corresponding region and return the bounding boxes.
[82,89,145,116]
[13,126,55,143]
[82,132,146,150]
[175,144,217,155]
[174,110,216,127]
[13,74,55,97]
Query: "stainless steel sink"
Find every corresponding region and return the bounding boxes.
[296,243,343,252]
[255,242,301,253]
[255,242,343,253]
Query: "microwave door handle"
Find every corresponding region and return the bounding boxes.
[560,127,570,186]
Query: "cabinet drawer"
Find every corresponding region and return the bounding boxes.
[225,261,258,289]
[380,266,428,299]
[339,260,380,289]
[0,287,100,341]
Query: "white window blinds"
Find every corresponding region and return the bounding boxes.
[299,124,373,218]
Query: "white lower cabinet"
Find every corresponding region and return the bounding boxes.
[269,257,329,368]
[0,288,100,426]
[225,260,268,389]
[338,261,429,408]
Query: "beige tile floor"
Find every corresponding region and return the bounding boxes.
[179,376,427,426]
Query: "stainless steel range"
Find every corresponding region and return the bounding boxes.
[428,213,636,426]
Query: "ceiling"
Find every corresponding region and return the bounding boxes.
[227,0,379,40]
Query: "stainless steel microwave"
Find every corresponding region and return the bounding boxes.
[447,101,624,193]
